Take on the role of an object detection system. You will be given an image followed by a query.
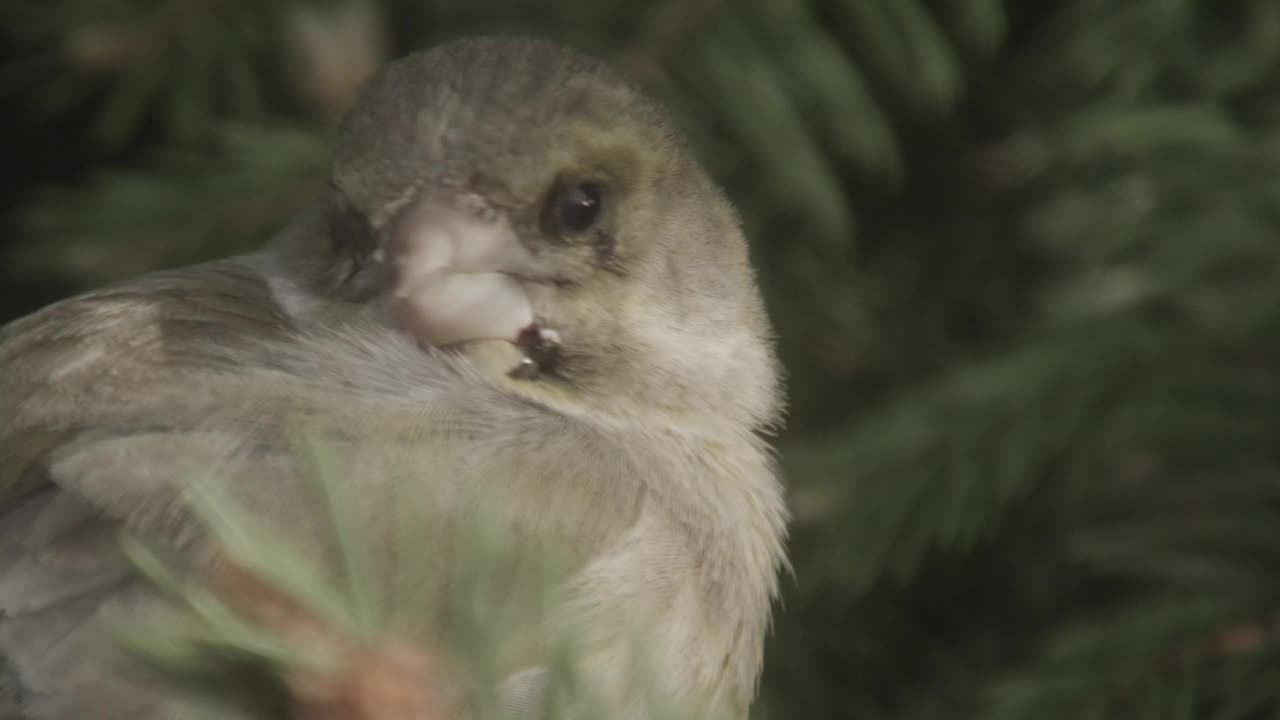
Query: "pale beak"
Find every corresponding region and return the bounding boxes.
[383,195,538,348]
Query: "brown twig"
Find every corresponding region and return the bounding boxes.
[208,556,456,720]
[615,0,725,88]
[63,0,239,74]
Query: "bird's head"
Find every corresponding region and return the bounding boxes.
[310,37,780,431]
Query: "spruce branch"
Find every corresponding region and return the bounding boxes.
[115,430,699,720]
[12,123,330,286]
[117,434,460,719]
[0,0,347,145]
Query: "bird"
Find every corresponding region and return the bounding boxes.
[0,36,787,719]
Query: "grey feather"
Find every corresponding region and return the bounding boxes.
[0,37,787,719]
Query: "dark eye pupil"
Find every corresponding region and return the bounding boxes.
[557,182,603,233]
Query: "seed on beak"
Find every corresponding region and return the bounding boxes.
[508,323,562,379]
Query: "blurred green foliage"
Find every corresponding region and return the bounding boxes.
[5,1,1280,718]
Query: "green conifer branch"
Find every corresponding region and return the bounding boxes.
[12,124,329,287]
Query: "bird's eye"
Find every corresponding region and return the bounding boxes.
[554,181,605,234]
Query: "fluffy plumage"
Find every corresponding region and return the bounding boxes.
[0,37,786,719]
